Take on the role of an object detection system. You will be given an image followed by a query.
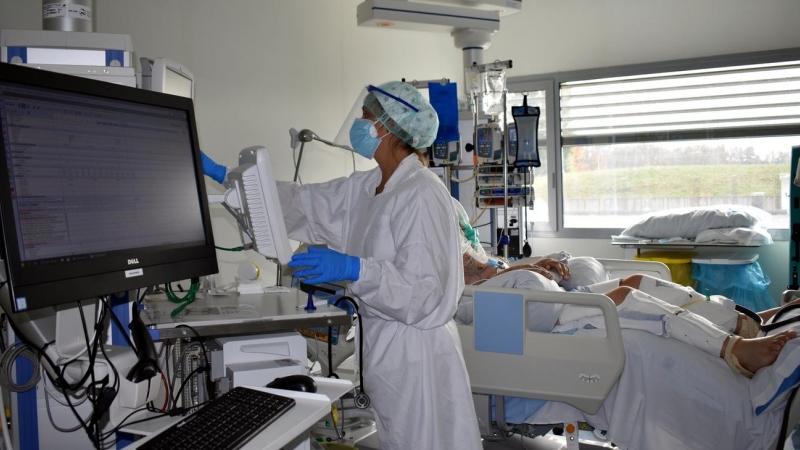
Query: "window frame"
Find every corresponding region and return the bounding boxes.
[505,79,556,233]
[507,47,800,240]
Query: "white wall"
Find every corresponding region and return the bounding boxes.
[0,0,463,285]
[0,0,797,299]
[486,0,800,75]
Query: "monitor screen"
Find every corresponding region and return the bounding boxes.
[0,62,218,311]
[163,67,192,99]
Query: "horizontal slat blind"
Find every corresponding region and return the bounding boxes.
[561,62,800,143]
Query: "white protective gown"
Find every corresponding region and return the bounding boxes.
[277,154,482,450]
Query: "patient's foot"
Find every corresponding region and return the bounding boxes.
[731,330,797,374]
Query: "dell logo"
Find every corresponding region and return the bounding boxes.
[128,258,139,265]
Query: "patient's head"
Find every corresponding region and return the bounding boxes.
[558,256,610,291]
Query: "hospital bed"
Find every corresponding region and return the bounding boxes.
[459,258,800,449]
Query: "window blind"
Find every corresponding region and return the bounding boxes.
[560,62,800,144]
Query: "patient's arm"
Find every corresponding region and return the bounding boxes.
[496,264,554,280]
[533,258,570,280]
[496,258,570,281]
[463,253,500,285]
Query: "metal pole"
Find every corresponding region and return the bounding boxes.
[519,167,533,251]
[293,141,305,183]
[502,90,509,260]
[474,93,495,252]
[404,78,450,89]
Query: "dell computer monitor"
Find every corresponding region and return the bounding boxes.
[0,62,218,312]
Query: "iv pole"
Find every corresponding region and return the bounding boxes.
[501,89,509,260]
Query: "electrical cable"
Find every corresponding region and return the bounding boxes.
[0,292,104,447]
[0,341,40,392]
[329,408,344,441]
[326,327,336,379]
[77,299,102,446]
[159,371,169,412]
[162,340,172,407]
[165,278,201,317]
[175,325,214,400]
[60,300,109,448]
[97,404,167,443]
[172,365,207,406]
[137,286,152,306]
[169,342,204,409]
[101,297,137,355]
[450,171,477,183]
[56,301,100,366]
[333,297,367,397]
[44,386,88,433]
[98,344,120,397]
[215,245,245,252]
[0,384,12,450]
[100,397,210,446]
[311,332,321,372]
[42,374,87,407]
[0,315,7,353]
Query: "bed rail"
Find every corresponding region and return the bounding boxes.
[458,285,625,415]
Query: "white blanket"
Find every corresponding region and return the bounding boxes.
[524,330,784,450]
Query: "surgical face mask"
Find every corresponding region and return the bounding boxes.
[349,118,386,159]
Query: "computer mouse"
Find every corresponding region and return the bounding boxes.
[267,374,317,393]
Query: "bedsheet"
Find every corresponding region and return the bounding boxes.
[514,329,784,450]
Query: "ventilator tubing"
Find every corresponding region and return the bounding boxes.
[635,275,739,332]
[619,289,730,357]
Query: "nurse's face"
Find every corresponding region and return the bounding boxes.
[362,107,390,133]
[362,106,392,155]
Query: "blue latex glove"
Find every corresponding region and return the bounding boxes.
[201,151,227,184]
[289,247,361,285]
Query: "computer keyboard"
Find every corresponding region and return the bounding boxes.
[139,387,296,450]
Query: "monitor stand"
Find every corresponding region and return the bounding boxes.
[55,301,98,364]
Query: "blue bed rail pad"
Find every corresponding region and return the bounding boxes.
[474,291,524,355]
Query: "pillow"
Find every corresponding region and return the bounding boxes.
[695,227,773,245]
[750,307,800,415]
[619,205,771,239]
[560,256,610,292]
[455,270,564,332]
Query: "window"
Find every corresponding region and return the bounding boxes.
[509,49,800,237]
[505,90,550,229]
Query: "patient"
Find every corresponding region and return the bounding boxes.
[456,231,797,378]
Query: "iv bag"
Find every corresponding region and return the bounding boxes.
[465,65,481,99]
[481,69,506,116]
[512,105,541,167]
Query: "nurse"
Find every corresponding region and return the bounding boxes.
[278,82,482,450]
